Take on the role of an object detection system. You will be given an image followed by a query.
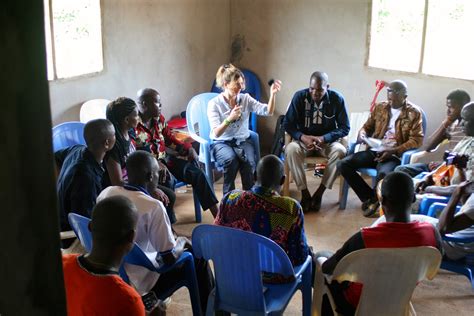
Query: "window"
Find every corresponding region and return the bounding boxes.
[368,0,474,80]
[43,0,103,80]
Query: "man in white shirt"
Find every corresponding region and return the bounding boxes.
[97,150,213,313]
[337,80,424,217]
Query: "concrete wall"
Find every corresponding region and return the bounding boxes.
[230,0,474,152]
[49,0,230,125]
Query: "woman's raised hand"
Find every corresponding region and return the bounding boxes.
[270,79,282,95]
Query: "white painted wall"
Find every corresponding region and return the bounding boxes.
[49,0,473,153]
[230,0,474,151]
[49,0,230,125]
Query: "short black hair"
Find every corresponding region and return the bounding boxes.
[137,88,159,105]
[90,195,138,247]
[256,154,284,188]
[381,172,414,213]
[310,71,329,85]
[125,150,156,184]
[83,119,114,149]
[447,89,471,107]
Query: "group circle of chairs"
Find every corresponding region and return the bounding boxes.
[52,69,472,314]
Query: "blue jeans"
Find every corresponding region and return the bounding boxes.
[212,138,256,195]
[394,163,429,178]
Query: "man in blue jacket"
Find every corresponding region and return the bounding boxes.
[284,71,350,212]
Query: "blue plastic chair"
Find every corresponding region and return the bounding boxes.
[52,122,86,152]
[425,202,474,289]
[175,180,202,223]
[186,92,261,186]
[339,109,427,209]
[68,213,93,252]
[68,213,203,314]
[192,224,312,316]
[211,68,261,132]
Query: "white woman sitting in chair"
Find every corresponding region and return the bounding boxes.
[207,64,281,194]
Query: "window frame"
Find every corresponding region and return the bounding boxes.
[44,0,105,81]
[366,0,474,82]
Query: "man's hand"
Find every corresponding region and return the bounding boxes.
[187,148,198,162]
[357,131,367,144]
[300,134,322,150]
[415,175,434,193]
[149,187,170,206]
[374,149,397,162]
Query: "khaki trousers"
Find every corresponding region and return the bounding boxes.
[285,139,347,191]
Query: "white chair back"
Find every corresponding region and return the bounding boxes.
[313,246,441,316]
[79,99,110,123]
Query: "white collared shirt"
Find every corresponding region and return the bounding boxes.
[208,93,269,142]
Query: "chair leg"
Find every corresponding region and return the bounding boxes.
[193,190,201,223]
[339,177,349,210]
[205,289,216,316]
[302,262,312,316]
[184,257,203,316]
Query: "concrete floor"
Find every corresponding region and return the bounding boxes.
[166,171,474,315]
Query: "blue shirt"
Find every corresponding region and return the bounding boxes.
[55,145,104,231]
[283,88,350,143]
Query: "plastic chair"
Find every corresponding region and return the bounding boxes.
[211,68,261,132]
[186,92,261,186]
[192,224,312,316]
[67,213,93,252]
[52,122,86,152]
[80,99,110,123]
[425,202,474,289]
[339,109,427,209]
[68,213,203,314]
[312,247,441,316]
[121,242,202,315]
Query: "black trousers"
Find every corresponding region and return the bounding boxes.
[337,150,401,202]
[151,252,214,314]
[166,157,218,210]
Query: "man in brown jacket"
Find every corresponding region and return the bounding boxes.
[337,80,423,216]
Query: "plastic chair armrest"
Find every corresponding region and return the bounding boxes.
[293,255,312,279]
[348,142,357,155]
[443,234,474,243]
[401,149,419,165]
[157,251,193,273]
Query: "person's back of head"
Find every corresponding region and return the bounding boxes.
[256,154,285,191]
[83,118,116,152]
[380,172,414,222]
[447,89,471,108]
[89,195,138,252]
[461,102,474,137]
[125,150,159,187]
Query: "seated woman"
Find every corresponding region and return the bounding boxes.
[208,64,281,194]
[103,97,177,223]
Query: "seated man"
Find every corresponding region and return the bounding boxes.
[97,150,213,314]
[317,172,442,315]
[215,154,312,269]
[284,71,349,212]
[56,118,116,231]
[62,195,145,315]
[396,89,470,177]
[337,80,424,217]
[131,88,219,217]
[416,102,474,198]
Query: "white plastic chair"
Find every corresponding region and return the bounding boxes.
[79,99,110,123]
[312,247,442,316]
